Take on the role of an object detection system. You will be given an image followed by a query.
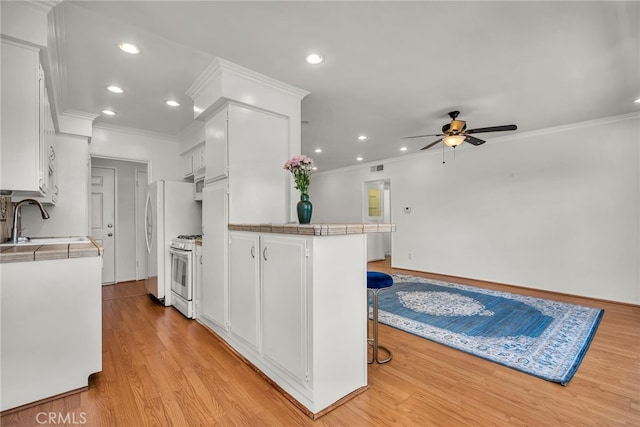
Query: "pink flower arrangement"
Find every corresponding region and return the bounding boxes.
[283,155,314,195]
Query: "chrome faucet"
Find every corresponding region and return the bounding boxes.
[11,199,50,244]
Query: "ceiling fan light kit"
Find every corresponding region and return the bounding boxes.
[443,135,465,147]
[402,110,518,152]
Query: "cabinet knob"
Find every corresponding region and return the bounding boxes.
[250,245,255,258]
[107,233,113,237]
[263,247,268,261]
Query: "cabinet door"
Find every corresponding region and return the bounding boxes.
[194,144,206,172]
[205,107,228,183]
[229,232,260,350]
[194,244,203,312]
[200,182,228,329]
[0,40,43,193]
[181,151,194,177]
[261,235,308,384]
[228,104,289,224]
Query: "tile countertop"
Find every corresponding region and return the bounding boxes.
[228,223,396,236]
[0,237,103,263]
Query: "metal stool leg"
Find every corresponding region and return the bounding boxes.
[368,288,392,364]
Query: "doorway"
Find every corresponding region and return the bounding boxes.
[363,179,392,262]
[91,157,149,285]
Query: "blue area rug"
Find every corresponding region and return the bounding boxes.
[370,274,603,385]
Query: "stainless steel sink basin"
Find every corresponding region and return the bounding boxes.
[0,236,92,247]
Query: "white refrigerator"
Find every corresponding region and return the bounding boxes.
[145,180,201,306]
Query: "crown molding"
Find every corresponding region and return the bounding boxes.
[22,1,60,13]
[47,3,68,120]
[92,123,178,142]
[186,57,309,101]
[314,112,640,175]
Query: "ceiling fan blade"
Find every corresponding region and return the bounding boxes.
[420,139,442,150]
[466,124,517,134]
[401,133,443,140]
[465,135,486,146]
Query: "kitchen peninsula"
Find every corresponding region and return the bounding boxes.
[0,237,103,412]
[197,223,395,418]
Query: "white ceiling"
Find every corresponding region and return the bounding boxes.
[55,1,639,170]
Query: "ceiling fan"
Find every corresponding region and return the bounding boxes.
[402,111,517,150]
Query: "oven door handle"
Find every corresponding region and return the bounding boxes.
[170,247,192,256]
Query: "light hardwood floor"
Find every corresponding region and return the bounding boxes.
[3,259,639,426]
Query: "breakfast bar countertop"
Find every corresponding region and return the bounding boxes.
[0,237,103,263]
[228,223,395,236]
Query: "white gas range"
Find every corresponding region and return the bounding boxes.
[169,234,201,318]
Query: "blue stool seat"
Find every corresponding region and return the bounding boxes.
[367,271,394,289]
[367,271,393,364]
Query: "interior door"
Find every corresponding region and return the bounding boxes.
[91,166,116,284]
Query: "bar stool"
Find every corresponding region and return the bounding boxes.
[367,271,393,364]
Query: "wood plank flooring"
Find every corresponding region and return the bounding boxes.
[3,259,639,426]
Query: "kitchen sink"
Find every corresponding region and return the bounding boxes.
[0,236,92,247]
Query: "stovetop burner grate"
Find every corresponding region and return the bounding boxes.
[176,234,202,240]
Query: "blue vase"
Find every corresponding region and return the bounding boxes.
[297,194,313,224]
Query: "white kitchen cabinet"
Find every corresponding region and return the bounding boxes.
[228,232,260,351]
[199,181,229,329]
[193,144,206,175]
[181,151,194,177]
[261,234,308,385]
[215,229,368,416]
[28,87,58,204]
[204,103,289,223]
[0,39,47,196]
[227,104,289,224]
[181,143,206,178]
[195,242,203,312]
[205,107,228,183]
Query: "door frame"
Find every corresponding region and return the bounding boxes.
[90,155,150,284]
[135,169,149,280]
[362,178,392,261]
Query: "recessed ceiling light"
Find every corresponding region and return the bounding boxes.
[312,166,318,171]
[166,100,180,107]
[106,85,124,94]
[357,135,368,141]
[118,42,140,54]
[315,148,322,153]
[400,146,408,151]
[306,53,324,64]
[356,156,363,161]
[101,109,116,116]
[635,98,640,103]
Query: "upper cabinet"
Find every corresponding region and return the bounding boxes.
[204,107,228,183]
[181,142,206,179]
[1,39,57,204]
[1,39,47,196]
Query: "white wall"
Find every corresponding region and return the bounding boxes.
[310,114,640,304]
[89,126,182,182]
[20,134,90,237]
[91,158,147,283]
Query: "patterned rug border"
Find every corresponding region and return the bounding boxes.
[371,274,604,385]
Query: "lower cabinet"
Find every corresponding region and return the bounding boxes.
[210,230,368,416]
[229,232,308,383]
[229,233,260,350]
[261,234,308,384]
[199,182,228,328]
